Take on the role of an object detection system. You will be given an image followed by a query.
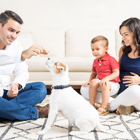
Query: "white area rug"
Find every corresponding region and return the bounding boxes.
[0,95,140,140]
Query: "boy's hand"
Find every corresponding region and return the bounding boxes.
[7,83,19,98]
[100,78,109,86]
[82,81,89,87]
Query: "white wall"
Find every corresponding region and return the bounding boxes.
[0,0,140,32]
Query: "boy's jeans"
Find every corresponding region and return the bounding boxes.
[0,82,47,121]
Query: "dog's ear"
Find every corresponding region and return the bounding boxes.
[55,63,66,73]
[57,65,65,71]
[57,63,66,71]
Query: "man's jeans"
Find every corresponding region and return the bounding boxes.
[0,82,47,121]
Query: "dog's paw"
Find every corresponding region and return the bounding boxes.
[38,130,46,135]
[69,131,75,136]
[69,131,88,135]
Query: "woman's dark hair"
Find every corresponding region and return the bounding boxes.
[119,17,140,56]
[0,10,23,26]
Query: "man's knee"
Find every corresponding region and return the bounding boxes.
[38,82,47,91]
[38,82,47,95]
[33,82,47,99]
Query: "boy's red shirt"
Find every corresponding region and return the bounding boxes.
[92,53,120,83]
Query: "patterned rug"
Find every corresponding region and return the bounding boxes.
[0,96,140,140]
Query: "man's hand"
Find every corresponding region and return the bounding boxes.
[7,83,19,98]
[21,44,49,60]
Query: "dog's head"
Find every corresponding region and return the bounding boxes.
[46,58,68,73]
[46,58,69,85]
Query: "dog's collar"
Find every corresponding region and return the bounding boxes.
[51,84,70,89]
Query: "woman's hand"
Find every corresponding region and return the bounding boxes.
[123,72,140,86]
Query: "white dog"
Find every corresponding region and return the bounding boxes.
[38,58,104,135]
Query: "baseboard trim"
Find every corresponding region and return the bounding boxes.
[46,85,81,89]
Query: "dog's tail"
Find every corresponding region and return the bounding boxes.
[96,122,105,132]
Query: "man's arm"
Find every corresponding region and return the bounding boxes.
[7,61,29,98]
[0,44,49,65]
[13,61,29,89]
[21,44,49,60]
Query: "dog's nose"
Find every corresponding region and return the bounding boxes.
[55,62,58,65]
[48,58,50,60]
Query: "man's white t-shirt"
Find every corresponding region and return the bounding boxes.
[0,40,29,90]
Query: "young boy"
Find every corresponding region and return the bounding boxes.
[82,36,120,115]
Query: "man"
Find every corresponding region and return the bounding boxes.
[0,10,49,121]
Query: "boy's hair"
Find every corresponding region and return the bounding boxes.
[91,35,108,46]
[0,10,23,27]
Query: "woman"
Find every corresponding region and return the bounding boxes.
[81,17,140,115]
[108,17,140,114]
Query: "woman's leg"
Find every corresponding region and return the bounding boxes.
[108,85,140,111]
[0,82,47,121]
